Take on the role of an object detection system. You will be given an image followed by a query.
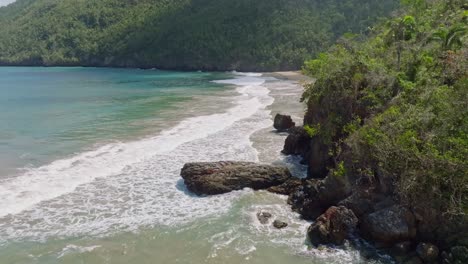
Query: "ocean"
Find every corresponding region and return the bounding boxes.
[0,67,385,264]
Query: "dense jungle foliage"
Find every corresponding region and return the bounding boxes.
[302,0,467,216]
[0,0,398,71]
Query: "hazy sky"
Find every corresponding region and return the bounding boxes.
[0,0,15,7]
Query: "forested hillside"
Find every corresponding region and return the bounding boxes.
[0,0,398,71]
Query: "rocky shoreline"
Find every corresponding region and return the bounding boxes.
[180,74,467,263]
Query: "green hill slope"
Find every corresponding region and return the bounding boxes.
[0,0,398,71]
[299,0,467,252]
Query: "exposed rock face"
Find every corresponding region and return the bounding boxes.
[257,212,272,224]
[337,189,381,218]
[305,137,331,178]
[282,126,310,156]
[288,174,350,220]
[181,161,292,195]
[267,178,302,195]
[273,220,288,229]
[361,205,417,245]
[416,243,439,263]
[307,206,358,246]
[273,114,295,131]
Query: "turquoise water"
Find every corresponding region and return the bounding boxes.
[0,67,229,176]
[0,68,385,263]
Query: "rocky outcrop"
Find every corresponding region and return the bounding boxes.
[307,206,358,246]
[273,114,295,131]
[360,205,417,245]
[282,126,310,156]
[257,212,272,224]
[288,174,350,220]
[337,189,381,218]
[181,161,292,195]
[267,178,302,195]
[273,220,288,229]
[305,137,331,178]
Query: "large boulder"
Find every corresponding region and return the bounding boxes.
[274,114,295,131]
[307,206,358,246]
[181,161,292,195]
[361,205,417,245]
[282,126,310,156]
[273,220,288,229]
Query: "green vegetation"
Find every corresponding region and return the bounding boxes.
[304,124,321,138]
[302,0,467,215]
[0,0,398,71]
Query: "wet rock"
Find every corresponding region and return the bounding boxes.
[181,161,291,195]
[361,205,416,245]
[273,220,288,229]
[307,206,358,246]
[274,114,295,131]
[257,212,272,224]
[393,241,414,255]
[282,126,310,156]
[289,174,350,220]
[416,243,439,263]
[267,178,302,195]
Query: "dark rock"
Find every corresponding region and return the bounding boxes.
[307,206,358,246]
[273,220,288,229]
[289,173,350,220]
[441,251,451,264]
[393,241,414,255]
[403,255,424,264]
[274,114,295,131]
[361,205,416,245]
[282,126,310,156]
[306,137,331,178]
[338,189,380,218]
[416,243,439,263]
[267,178,302,195]
[412,206,468,250]
[257,212,272,224]
[288,179,326,219]
[181,161,292,195]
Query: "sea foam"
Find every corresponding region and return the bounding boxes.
[0,73,275,242]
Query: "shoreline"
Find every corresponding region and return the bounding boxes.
[0,64,303,73]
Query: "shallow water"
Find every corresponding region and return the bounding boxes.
[0,68,389,263]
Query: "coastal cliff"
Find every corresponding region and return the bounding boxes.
[281,0,467,263]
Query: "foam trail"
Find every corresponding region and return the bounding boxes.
[0,75,266,218]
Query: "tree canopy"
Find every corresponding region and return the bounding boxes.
[0,0,398,71]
